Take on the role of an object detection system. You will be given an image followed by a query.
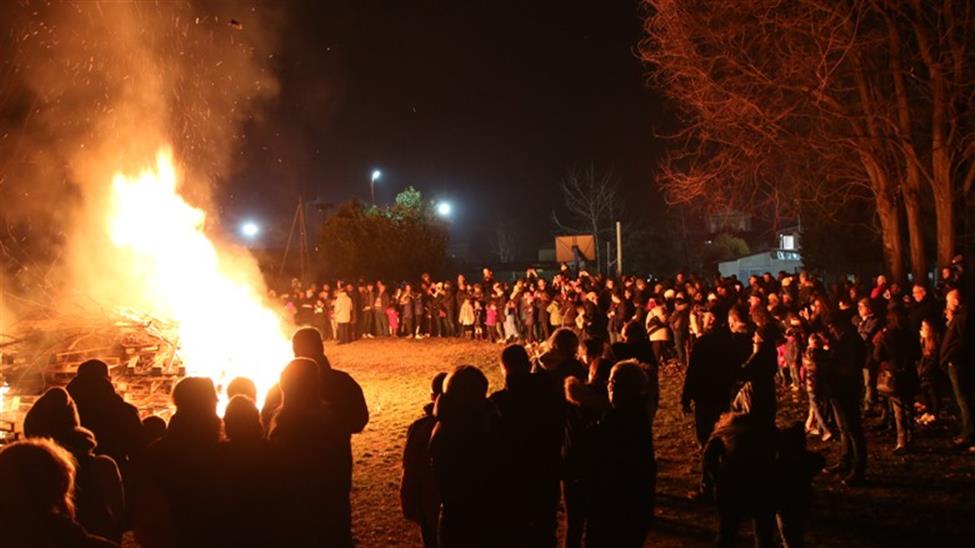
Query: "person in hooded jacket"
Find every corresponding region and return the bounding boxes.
[66,359,145,476]
[132,377,223,548]
[269,358,351,547]
[0,438,118,548]
[489,345,565,547]
[578,360,655,548]
[429,365,501,548]
[24,387,125,543]
[401,372,448,548]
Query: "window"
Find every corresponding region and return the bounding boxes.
[781,234,795,250]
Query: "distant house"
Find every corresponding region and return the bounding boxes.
[719,227,802,279]
[706,210,752,234]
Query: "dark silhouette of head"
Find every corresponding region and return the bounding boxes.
[226,377,258,402]
[443,365,489,407]
[500,344,532,378]
[430,372,448,400]
[0,438,77,519]
[280,358,322,407]
[142,415,167,445]
[608,360,647,408]
[549,328,580,359]
[172,377,219,417]
[224,395,264,442]
[76,359,110,382]
[23,387,80,439]
[292,327,325,362]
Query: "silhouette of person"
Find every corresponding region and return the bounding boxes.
[0,438,118,548]
[213,394,274,548]
[66,359,145,475]
[269,358,350,547]
[24,387,125,543]
[402,372,448,548]
[430,365,500,548]
[132,377,223,548]
[490,344,565,547]
[261,326,368,540]
[579,360,656,548]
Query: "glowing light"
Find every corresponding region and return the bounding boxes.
[107,148,291,405]
[436,201,452,217]
[371,169,381,182]
[240,221,260,238]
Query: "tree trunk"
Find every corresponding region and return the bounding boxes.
[875,190,905,282]
[902,184,927,282]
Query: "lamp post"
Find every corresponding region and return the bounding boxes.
[370,170,381,206]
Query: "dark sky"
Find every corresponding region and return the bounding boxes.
[224,0,666,257]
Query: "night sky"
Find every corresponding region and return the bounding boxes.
[225,1,666,257]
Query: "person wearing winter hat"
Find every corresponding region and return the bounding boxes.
[24,387,125,543]
[66,359,145,473]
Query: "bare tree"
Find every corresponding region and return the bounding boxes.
[553,165,624,273]
[490,219,518,264]
[641,0,975,281]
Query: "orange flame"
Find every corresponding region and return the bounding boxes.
[106,147,290,406]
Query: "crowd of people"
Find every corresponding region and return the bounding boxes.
[0,256,971,547]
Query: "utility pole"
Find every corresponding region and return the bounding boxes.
[615,221,623,277]
[280,197,310,284]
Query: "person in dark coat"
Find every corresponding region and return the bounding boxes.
[401,372,448,548]
[429,365,500,548]
[682,307,738,447]
[824,319,868,484]
[941,289,972,448]
[731,323,780,429]
[703,412,777,548]
[579,360,655,548]
[773,423,824,548]
[873,306,920,454]
[24,387,125,543]
[260,327,369,528]
[0,438,118,548]
[133,377,224,548]
[490,345,565,547]
[908,284,941,335]
[269,358,350,547]
[66,359,145,475]
[213,394,274,548]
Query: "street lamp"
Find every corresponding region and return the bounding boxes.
[240,221,260,239]
[436,201,452,217]
[370,170,381,206]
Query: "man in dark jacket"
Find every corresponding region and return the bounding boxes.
[66,360,145,474]
[682,308,738,447]
[909,284,942,334]
[942,289,972,448]
[401,372,448,548]
[489,345,565,547]
[825,319,868,484]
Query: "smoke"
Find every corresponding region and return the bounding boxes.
[0,1,281,315]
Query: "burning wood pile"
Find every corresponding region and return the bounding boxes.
[0,309,188,442]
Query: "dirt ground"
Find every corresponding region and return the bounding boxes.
[328,338,975,548]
